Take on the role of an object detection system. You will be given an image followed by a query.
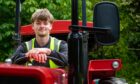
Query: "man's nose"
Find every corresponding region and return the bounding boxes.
[40,23,45,27]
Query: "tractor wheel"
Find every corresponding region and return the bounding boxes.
[99,79,115,84]
[99,77,127,84]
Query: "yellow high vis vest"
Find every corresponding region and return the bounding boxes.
[25,37,61,68]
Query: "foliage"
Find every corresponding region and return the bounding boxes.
[21,0,71,25]
[118,0,140,83]
[0,0,16,60]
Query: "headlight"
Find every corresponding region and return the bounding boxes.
[112,61,119,69]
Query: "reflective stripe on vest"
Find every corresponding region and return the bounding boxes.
[25,37,61,68]
[49,37,61,68]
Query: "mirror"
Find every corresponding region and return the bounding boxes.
[94,2,120,45]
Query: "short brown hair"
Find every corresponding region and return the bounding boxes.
[31,8,54,24]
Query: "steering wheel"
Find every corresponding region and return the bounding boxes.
[14,56,67,68]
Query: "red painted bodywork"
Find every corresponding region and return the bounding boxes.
[0,63,67,84]
[0,59,122,84]
[88,59,122,84]
[20,20,93,36]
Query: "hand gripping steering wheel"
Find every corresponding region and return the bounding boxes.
[14,56,67,68]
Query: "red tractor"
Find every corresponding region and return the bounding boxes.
[0,0,127,84]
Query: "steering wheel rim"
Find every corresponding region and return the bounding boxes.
[14,56,66,67]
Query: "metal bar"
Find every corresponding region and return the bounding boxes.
[14,0,21,45]
[68,0,83,84]
[69,25,111,33]
[81,0,88,84]
[71,0,78,26]
[82,0,86,26]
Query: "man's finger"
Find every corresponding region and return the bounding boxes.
[44,54,47,61]
[33,54,39,62]
[38,54,42,63]
[40,54,45,63]
[43,54,47,63]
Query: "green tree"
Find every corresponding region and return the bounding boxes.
[0,0,16,61]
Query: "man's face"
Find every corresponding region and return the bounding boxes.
[32,20,52,37]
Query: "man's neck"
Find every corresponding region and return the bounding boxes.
[35,35,50,47]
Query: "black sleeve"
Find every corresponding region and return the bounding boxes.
[49,40,68,66]
[11,43,28,64]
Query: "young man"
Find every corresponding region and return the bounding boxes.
[11,8,68,68]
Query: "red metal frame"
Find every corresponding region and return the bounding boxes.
[0,63,67,84]
[88,59,122,84]
[20,20,93,36]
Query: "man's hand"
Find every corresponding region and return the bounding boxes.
[25,48,39,59]
[25,48,51,63]
[38,48,51,55]
[31,53,47,63]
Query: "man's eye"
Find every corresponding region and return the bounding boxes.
[36,22,40,25]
